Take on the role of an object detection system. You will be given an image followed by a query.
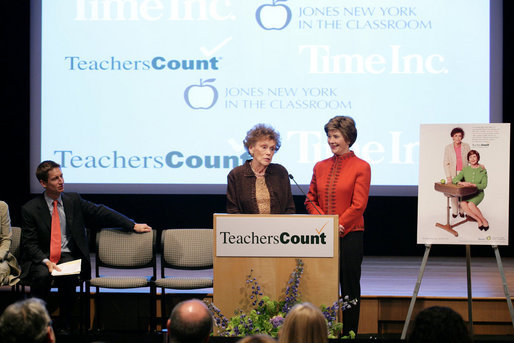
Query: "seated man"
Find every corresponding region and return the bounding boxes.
[0,298,56,343]
[20,160,152,331]
[167,299,213,343]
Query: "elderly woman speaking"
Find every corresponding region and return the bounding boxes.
[226,124,295,214]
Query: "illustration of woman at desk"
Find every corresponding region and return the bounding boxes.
[443,127,470,218]
[452,150,489,231]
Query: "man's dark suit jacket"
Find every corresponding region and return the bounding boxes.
[20,192,135,280]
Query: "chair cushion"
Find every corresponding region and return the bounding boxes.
[155,277,213,289]
[89,276,150,288]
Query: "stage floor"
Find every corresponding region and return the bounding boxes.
[361,255,514,298]
[88,254,514,298]
[360,255,514,336]
[4,255,512,337]
[84,254,514,336]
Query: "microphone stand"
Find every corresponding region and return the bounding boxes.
[288,174,322,215]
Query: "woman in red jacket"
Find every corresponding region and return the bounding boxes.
[305,116,371,336]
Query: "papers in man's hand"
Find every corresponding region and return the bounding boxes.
[51,259,81,276]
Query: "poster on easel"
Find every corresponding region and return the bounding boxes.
[417,123,510,245]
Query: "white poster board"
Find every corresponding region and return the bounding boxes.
[417,124,510,245]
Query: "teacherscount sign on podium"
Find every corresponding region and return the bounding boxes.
[215,214,336,257]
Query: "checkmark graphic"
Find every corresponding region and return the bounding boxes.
[200,37,232,57]
[315,222,328,235]
[227,138,244,152]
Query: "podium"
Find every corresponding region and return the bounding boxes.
[213,214,339,318]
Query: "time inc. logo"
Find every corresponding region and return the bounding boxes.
[299,45,447,74]
[74,0,236,21]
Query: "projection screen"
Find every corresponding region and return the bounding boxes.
[30,0,503,195]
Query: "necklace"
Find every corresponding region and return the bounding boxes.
[250,162,266,177]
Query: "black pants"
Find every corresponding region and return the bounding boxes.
[340,231,364,336]
[29,252,79,328]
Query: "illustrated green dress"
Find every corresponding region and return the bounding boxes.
[452,166,487,205]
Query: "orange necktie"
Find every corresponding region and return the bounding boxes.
[49,200,61,263]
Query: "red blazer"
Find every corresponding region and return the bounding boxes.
[305,152,371,237]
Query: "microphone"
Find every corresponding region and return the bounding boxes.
[289,174,322,215]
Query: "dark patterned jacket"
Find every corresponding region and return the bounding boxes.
[226,160,295,214]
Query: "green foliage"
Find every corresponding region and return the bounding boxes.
[206,259,357,339]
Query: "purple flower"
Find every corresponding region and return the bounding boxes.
[270,315,285,328]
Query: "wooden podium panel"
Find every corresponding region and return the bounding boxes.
[213,214,339,317]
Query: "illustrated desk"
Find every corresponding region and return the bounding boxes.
[434,182,477,237]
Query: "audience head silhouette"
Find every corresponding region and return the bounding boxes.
[0,298,55,343]
[237,334,276,343]
[408,306,471,343]
[167,299,213,343]
[278,302,328,343]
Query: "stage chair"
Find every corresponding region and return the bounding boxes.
[86,228,157,331]
[9,226,22,259]
[11,226,87,332]
[155,228,213,328]
[5,226,21,292]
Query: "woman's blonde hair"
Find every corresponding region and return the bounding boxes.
[237,334,276,343]
[278,302,328,343]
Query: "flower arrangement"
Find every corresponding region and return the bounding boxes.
[207,259,357,339]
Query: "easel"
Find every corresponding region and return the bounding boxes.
[400,244,514,339]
